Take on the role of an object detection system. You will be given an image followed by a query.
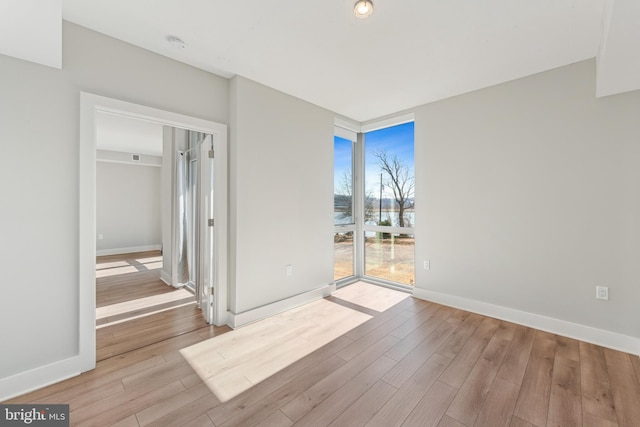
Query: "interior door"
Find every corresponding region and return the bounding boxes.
[197,134,215,323]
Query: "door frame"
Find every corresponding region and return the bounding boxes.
[79,92,228,372]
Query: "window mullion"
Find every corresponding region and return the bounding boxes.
[354,133,365,278]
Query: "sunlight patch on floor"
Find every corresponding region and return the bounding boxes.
[141,261,163,270]
[96,265,141,278]
[180,298,373,402]
[135,256,163,264]
[96,261,129,270]
[96,302,196,329]
[332,281,410,312]
[96,254,162,278]
[96,288,194,320]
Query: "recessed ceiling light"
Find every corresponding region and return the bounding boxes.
[167,35,185,49]
[354,0,373,19]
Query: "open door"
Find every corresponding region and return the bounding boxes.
[197,134,215,324]
[170,129,217,324]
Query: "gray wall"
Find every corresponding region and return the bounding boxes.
[96,161,162,254]
[229,76,334,314]
[414,60,640,339]
[0,21,228,381]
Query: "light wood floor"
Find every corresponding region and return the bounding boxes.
[181,298,372,402]
[97,251,173,308]
[96,251,207,361]
[6,283,640,426]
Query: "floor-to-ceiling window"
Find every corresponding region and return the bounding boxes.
[333,132,356,281]
[333,120,415,288]
[363,121,415,286]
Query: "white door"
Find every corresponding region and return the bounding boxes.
[197,134,215,324]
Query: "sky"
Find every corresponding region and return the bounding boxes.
[334,136,353,194]
[334,121,415,198]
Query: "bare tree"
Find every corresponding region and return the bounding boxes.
[363,192,376,224]
[338,170,376,223]
[336,170,354,222]
[341,170,352,198]
[374,151,414,228]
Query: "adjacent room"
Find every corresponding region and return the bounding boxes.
[1,1,639,426]
[95,113,215,360]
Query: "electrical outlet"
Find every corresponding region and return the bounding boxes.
[596,286,609,301]
[286,265,293,277]
[423,260,430,270]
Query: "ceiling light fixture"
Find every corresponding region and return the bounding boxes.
[354,0,373,19]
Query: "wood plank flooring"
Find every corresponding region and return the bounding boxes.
[180,298,373,402]
[5,282,640,426]
[97,251,172,308]
[96,251,208,361]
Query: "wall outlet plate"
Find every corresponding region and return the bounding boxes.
[596,286,609,300]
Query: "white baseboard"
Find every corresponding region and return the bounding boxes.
[412,288,640,356]
[96,244,161,256]
[0,356,81,401]
[160,270,172,286]
[228,283,336,329]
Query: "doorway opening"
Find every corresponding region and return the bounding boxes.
[93,115,219,360]
[79,93,228,372]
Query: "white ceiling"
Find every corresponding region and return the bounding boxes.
[62,0,640,121]
[596,0,640,98]
[96,112,163,157]
[56,0,639,123]
[1,1,633,159]
[0,0,61,69]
